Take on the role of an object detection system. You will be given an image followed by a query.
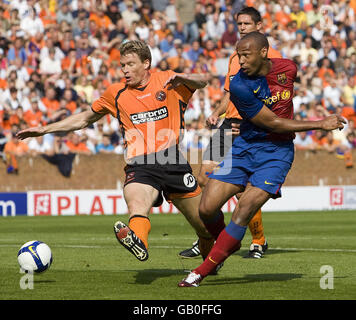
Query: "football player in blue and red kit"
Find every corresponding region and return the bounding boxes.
[178,31,346,287]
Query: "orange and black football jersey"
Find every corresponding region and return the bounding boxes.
[224,47,282,119]
[92,70,195,160]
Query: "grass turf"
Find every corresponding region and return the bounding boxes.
[0,211,356,300]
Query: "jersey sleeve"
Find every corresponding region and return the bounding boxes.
[229,80,264,120]
[91,84,119,116]
[223,53,238,92]
[267,47,283,59]
[224,52,240,92]
[223,64,232,92]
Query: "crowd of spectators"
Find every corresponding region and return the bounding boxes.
[0,0,356,175]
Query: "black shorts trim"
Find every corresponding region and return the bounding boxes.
[123,163,199,207]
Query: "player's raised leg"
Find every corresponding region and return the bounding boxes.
[114,183,159,261]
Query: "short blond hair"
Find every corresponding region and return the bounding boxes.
[119,40,152,67]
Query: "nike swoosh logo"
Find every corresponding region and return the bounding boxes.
[264,180,274,185]
[28,245,39,259]
[208,256,218,264]
[253,86,261,93]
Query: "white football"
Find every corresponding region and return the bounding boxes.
[17,240,53,273]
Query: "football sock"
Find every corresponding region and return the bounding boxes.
[201,210,225,240]
[248,209,266,246]
[194,221,247,277]
[128,215,151,249]
[197,236,215,260]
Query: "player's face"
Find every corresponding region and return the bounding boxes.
[236,14,262,38]
[237,41,267,76]
[120,53,150,88]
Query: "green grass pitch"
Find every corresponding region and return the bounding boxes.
[1,211,356,300]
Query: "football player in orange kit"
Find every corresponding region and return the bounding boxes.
[17,40,218,265]
[179,7,282,259]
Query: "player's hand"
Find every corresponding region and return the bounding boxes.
[16,127,45,140]
[226,122,240,136]
[231,122,240,136]
[321,115,346,131]
[206,114,219,128]
[163,74,183,90]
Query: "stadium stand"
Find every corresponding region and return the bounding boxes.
[0,0,355,175]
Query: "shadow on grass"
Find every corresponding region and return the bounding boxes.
[128,269,303,286]
[205,273,303,286]
[127,269,183,285]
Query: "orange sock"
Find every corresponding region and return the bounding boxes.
[248,209,266,246]
[129,216,151,249]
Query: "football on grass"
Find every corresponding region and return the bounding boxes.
[17,240,53,273]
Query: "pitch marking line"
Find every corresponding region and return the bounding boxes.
[1,244,356,253]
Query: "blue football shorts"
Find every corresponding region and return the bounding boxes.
[208,136,295,198]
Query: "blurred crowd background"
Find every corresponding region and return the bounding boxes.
[0,0,356,175]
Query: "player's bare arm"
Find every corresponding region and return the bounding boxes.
[164,73,211,90]
[16,109,104,140]
[251,105,346,132]
[206,91,230,127]
[206,91,240,135]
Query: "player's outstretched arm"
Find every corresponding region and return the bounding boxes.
[164,73,211,90]
[16,109,104,140]
[251,105,346,133]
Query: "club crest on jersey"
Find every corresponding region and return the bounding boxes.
[155,90,166,101]
[277,73,287,84]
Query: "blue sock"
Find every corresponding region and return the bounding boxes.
[225,221,247,241]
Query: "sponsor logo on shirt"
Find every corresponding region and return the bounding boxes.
[130,106,168,124]
[261,90,291,106]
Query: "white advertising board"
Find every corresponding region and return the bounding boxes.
[25,186,356,216]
